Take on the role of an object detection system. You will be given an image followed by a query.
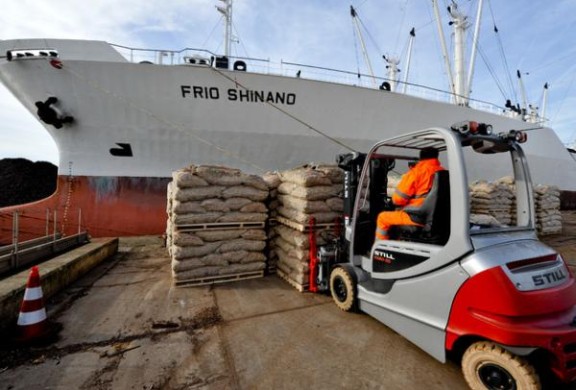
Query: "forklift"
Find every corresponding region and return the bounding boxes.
[314,122,576,389]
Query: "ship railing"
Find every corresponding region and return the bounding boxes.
[109,44,508,117]
[0,209,88,277]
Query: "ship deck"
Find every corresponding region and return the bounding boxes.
[0,211,575,388]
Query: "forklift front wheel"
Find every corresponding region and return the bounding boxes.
[329,267,358,312]
[462,341,540,390]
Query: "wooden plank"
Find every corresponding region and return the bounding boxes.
[276,268,308,292]
[174,270,265,287]
[275,216,336,233]
[175,221,265,232]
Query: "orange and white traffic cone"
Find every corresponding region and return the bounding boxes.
[17,266,48,342]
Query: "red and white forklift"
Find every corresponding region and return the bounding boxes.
[314,122,576,389]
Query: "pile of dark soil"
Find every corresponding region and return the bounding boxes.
[0,158,57,207]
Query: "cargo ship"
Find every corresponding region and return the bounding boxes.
[1,0,575,242]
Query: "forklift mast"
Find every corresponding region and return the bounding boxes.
[337,152,366,228]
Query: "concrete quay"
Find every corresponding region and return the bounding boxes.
[0,212,575,389]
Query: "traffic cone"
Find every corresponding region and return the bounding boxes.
[16,266,48,341]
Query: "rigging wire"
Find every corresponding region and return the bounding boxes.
[486,0,516,103]
[232,20,250,59]
[211,67,358,153]
[202,14,225,52]
[475,42,508,101]
[393,0,410,55]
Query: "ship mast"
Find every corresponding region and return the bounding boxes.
[216,0,233,57]
[433,0,484,106]
[402,28,416,94]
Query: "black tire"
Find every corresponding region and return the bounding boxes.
[329,266,357,312]
[462,341,541,390]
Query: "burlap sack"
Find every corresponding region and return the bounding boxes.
[277,206,341,224]
[218,239,266,253]
[173,212,222,225]
[172,200,206,214]
[174,186,225,202]
[172,169,209,188]
[280,166,332,187]
[172,231,205,246]
[277,182,339,201]
[278,194,331,213]
[172,241,222,260]
[222,186,268,201]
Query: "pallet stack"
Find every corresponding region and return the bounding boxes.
[469,179,515,226]
[166,165,269,286]
[534,184,562,235]
[271,164,344,291]
[469,177,562,235]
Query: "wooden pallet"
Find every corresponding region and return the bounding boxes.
[175,221,265,232]
[174,270,265,287]
[276,268,309,292]
[275,216,337,232]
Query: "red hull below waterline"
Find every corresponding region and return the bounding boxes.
[0,175,170,245]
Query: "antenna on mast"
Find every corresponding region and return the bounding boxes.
[216,0,233,57]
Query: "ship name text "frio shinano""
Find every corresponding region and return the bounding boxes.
[180,85,296,105]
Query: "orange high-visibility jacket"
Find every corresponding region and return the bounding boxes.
[392,158,444,208]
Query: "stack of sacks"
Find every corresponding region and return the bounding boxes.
[469,179,515,226]
[167,165,269,283]
[276,165,343,225]
[262,172,282,272]
[170,165,268,226]
[534,185,562,235]
[272,164,344,288]
[273,225,336,286]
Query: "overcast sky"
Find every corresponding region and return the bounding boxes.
[1,0,575,164]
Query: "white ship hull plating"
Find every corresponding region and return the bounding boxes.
[1,39,575,239]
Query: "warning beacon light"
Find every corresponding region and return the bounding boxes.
[450,121,493,135]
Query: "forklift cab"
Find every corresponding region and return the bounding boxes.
[343,123,535,284]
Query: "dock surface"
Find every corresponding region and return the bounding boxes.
[0,211,575,389]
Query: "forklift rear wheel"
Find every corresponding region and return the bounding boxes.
[462,341,540,390]
[330,267,357,312]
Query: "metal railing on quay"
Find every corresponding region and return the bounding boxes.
[0,208,89,278]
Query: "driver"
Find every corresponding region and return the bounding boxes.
[375,147,445,240]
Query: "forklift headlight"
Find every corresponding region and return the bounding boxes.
[451,121,493,135]
[507,130,527,143]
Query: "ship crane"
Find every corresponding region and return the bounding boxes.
[516,70,549,124]
[382,28,416,93]
[351,5,416,93]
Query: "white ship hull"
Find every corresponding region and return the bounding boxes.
[1,39,575,239]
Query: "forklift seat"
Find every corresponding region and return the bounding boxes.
[391,170,450,245]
